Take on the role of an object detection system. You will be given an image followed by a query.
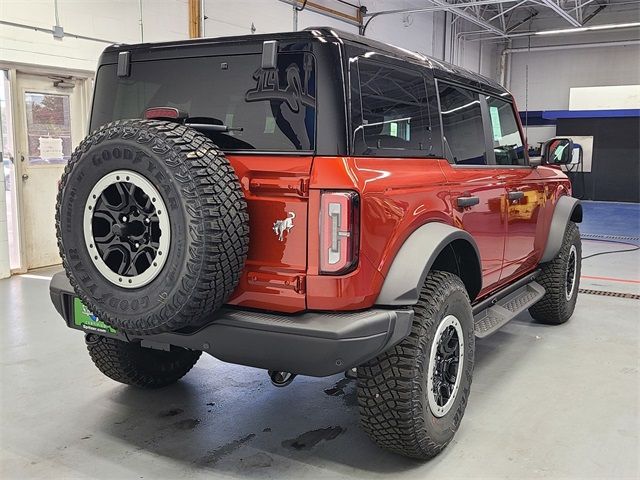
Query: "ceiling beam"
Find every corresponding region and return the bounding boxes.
[538,0,582,26]
[361,0,514,36]
[429,0,508,36]
[362,0,522,17]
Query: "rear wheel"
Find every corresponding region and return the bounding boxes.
[86,334,201,388]
[357,271,475,459]
[529,221,581,324]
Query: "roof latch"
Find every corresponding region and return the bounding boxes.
[261,40,278,70]
[117,51,131,77]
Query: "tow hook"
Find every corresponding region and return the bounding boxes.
[269,370,296,387]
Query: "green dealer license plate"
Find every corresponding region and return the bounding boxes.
[73,298,117,334]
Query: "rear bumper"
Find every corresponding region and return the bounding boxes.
[50,271,413,377]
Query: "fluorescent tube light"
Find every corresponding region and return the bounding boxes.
[536,22,640,35]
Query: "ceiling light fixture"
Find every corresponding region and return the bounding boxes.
[536,22,640,35]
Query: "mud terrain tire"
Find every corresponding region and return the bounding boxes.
[357,271,475,459]
[529,221,581,324]
[56,119,249,335]
[86,334,201,388]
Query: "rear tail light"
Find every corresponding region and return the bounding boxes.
[320,191,359,275]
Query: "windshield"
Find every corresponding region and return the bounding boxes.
[91,52,316,152]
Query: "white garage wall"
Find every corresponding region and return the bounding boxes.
[296,8,359,33]
[203,0,291,36]
[202,0,359,36]
[506,29,640,147]
[458,37,500,81]
[363,1,439,56]
[508,32,640,111]
[0,0,189,73]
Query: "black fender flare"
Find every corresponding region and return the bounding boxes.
[540,196,582,263]
[375,222,482,306]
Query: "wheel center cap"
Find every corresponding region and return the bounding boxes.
[112,224,126,237]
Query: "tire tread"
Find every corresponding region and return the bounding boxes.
[86,335,201,388]
[357,271,475,459]
[529,221,581,324]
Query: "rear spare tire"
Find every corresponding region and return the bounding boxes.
[86,334,201,388]
[56,119,249,335]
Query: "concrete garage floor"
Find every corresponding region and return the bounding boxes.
[2,230,639,478]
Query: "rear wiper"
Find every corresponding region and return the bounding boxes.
[185,122,243,133]
[143,109,244,133]
[184,116,243,133]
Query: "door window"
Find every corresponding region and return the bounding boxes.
[486,96,527,166]
[24,92,72,165]
[353,60,430,156]
[437,83,487,165]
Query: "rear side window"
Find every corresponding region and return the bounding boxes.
[486,96,527,166]
[437,83,487,165]
[91,52,316,152]
[352,60,430,156]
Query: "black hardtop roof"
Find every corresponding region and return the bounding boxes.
[102,27,507,97]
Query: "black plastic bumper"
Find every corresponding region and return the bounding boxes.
[50,271,414,377]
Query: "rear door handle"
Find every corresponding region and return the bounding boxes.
[507,191,525,201]
[457,196,480,208]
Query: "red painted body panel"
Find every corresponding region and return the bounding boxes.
[307,156,452,310]
[223,153,571,314]
[439,163,507,291]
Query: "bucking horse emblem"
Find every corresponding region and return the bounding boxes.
[273,212,295,242]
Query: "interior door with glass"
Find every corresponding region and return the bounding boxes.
[16,73,87,269]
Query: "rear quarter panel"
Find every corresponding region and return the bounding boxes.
[306,156,452,310]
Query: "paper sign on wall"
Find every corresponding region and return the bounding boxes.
[38,137,64,159]
[562,135,594,173]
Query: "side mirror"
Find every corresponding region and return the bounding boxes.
[542,138,573,165]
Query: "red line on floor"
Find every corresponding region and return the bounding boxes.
[581,275,640,284]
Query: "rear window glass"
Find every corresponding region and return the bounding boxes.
[91,52,316,152]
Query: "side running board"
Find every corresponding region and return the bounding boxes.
[473,280,545,338]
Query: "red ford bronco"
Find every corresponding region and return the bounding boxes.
[50,28,583,459]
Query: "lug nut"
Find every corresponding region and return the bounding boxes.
[122,215,128,222]
[144,218,150,224]
[134,242,140,249]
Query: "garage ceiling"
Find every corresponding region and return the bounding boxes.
[363,0,640,38]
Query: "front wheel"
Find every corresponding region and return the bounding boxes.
[529,221,582,324]
[86,334,201,388]
[357,271,475,459]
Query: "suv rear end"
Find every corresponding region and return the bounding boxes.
[91,31,348,313]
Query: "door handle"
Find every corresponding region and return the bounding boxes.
[457,196,480,208]
[22,173,29,181]
[507,191,525,201]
